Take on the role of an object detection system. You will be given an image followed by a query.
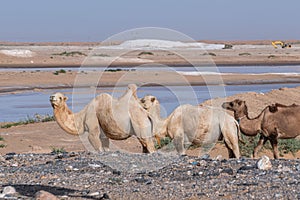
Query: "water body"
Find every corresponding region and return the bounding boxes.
[0,65,299,74]
[1,83,299,122]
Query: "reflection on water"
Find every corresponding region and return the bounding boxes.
[1,83,299,122]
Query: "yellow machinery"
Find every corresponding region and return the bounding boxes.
[272,41,292,48]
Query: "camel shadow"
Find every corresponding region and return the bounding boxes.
[3,184,100,199]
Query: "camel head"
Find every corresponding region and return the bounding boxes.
[140,95,167,145]
[140,95,160,115]
[222,99,248,118]
[50,92,68,109]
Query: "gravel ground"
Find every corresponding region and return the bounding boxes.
[0,151,300,199]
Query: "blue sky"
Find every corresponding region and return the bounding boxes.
[1,0,299,42]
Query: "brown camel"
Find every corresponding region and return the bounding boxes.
[222,99,300,159]
[50,84,155,153]
[140,95,240,158]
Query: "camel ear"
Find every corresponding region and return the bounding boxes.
[151,97,156,102]
[64,96,68,101]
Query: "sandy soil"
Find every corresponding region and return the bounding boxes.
[1,40,300,67]
[0,41,300,159]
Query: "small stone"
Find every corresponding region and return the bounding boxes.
[65,165,73,171]
[11,163,18,167]
[88,192,100,197]
[2,186,16,196]
[221,168,234,175]
[101,193,110,199]
[198,160,207,166]
[35,190,59,200]
[257,155,272,170]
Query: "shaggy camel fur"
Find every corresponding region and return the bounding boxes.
[50,84,155,153]
[140,95,240,158]
[222,99,300,159]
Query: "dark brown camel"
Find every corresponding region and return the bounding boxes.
[222,99,300,159]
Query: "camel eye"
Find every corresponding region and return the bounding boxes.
[230,102,233,107]
[141,99,145,103]
[59,97,62,100]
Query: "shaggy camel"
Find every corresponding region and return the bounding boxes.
[140,95,240,158]
[222,99,300,159]
[50,84,155,153]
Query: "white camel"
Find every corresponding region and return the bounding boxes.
[50,84,155,153]
[140,95,241,158]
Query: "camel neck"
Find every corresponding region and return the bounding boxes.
[53,103,83,135]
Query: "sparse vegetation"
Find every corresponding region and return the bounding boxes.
[52,51,87,57]
[138,51,154,56]
[93,53,110,57]
[239,52,251,56]
[1,114,54,129]
[276,139,300,156]
[239,134,260,157]
[239,134,300,157]
[51,147,67,154]
[203,52,216,56]
[104,68,122,72]
[268,55,276,59]
[155,136,173,149]
[53,69,67,75]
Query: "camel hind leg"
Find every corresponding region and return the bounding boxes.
[220,120,240,159]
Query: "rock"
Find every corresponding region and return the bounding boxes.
[65,165,73,171]
[221,168,234,175]
[296,165,300,171]
[100,193,110,199]
[88,192,100,197]
[0,186,16,198]
[35,190,58,200]
[256,155,272,170]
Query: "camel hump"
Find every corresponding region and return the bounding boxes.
[269,103,298,113]
[268,104,278,113]
[128,84,138,99]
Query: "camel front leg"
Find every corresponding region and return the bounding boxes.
[87,125,105,152]
[100,130,110,151]
[253,135,268,158]
[270,137,279,159]
[173,135,186,156]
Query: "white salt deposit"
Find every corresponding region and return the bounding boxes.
[100,39,224,50]
[0,49,35,57]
